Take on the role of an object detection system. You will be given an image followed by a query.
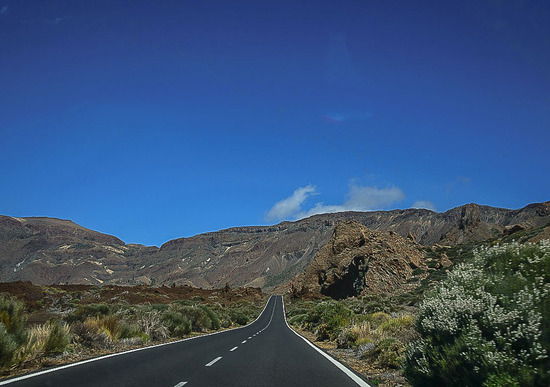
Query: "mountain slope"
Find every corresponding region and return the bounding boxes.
[0,216,155,285]
[0,201,548,288]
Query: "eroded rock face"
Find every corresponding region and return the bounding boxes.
[0,200,548,289]
[503,224,527,235]
[292,221,426,299]
[318,255,369,299]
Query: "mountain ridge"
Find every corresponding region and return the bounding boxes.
[1,200,548,289]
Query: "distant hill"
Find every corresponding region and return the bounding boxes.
[0,201,548,289]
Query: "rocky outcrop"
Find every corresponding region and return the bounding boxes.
[503,224,527,235]
[438,253,452,269]
[0,201,548,288]
[291,221,426,299]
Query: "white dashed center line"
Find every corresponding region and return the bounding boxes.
[205,356,222,367]
[229,346,238,351]
[241,340,247,344]
[174,382,187,387]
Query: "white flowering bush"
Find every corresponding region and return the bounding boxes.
[405,240,550,386]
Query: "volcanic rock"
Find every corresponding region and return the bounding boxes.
[291,221,426,299]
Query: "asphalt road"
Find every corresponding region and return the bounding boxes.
[1,295,369,387]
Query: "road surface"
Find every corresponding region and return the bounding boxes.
[1,295,369,387]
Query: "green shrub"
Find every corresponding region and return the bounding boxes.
[117,321,142,340]
[67,304,110,323]
[484,373,522,387]
[221,302,261,327]
[304,301,353,341]
[180,306,212,331]
[71,321,110,349]
[0,294,27,368]
[285,299,353,340]
[364,338,404,368]
[336,328,358,348]
[351,294,395,314]
[44,320,71,354]
[0,294,27,344]
[286,302,316,318]
[288,313,308,326]
[405,241,550,386]
[162,310,191,337]
[337,312,416,365]
[363,311,390,326]
[0,323,18,367]
[377,314,414,337]
[229,309,249,326]
[83,314,140,342]
[16,320,72,363]
[199,305,220,330]
[150,304,169,312]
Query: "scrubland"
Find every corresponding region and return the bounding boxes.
[0,285,264,378]
[286,240,549,386]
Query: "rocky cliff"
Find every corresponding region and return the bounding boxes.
[288,221,426,299]
[0,201,548,288]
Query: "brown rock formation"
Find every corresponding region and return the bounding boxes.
[290,221,426,299]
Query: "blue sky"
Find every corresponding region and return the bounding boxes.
[1,0,549,246]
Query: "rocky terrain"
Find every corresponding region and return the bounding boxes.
[0,281,263,324]
[288,221,426,299]
[0,201,548,289]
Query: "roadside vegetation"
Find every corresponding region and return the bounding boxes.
[286,297,416,378]
[0,288,264,377]
[405,240,549,386]
[286,238,550,386]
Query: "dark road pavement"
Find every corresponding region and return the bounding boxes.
[0,296,369,387]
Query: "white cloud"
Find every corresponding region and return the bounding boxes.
[411,200,436,211]
[267,183,406,221]
[265,185,317,221]
[296,185,405,219]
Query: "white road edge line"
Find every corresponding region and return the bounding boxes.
[229,346,238,352]
[0,296,275,386]
[174,382,188,387]
[205,356,222,367]
[281,296,371,387]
